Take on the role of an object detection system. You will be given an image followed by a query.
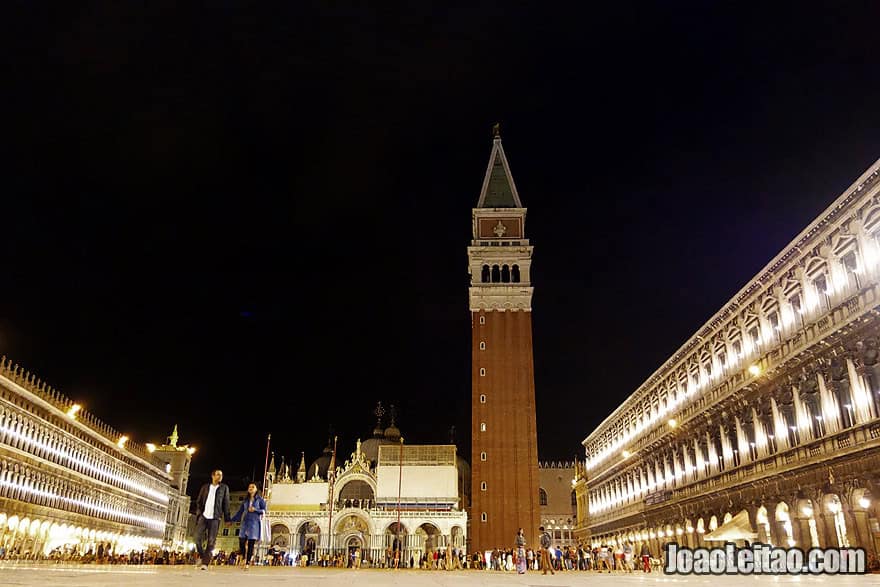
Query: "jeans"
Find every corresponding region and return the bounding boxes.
[194,515,221,566]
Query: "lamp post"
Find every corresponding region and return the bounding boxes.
[396,436,404,568]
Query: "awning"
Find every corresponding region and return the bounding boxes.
[702,509,758,542]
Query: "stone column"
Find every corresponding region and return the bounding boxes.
[765,501,781,546]
[841,503,858,548]
[851,510,876,555]
[819,512,839,548]
[745,505,760,545]
[789,513,804,548]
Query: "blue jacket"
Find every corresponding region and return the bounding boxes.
[230,495,267,540]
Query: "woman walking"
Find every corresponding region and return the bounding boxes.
[230,482,266,569]
[515,528,527,574]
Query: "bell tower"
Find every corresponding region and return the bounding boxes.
[468,127,540,553]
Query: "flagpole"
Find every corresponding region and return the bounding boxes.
[396,436,403,569]
[326,436,338,559]
[261,433,271,493]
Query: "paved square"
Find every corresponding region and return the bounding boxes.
[1,565,878,587]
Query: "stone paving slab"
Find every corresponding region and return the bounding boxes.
[0,566,878,587]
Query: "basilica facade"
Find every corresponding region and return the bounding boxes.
[264,411,468,565]
[575,158,880,556]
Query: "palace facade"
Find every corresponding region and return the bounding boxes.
[0,358,194,557]
[575,158,880,557]
[538,461,577,549]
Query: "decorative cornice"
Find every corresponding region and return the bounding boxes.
[469,286,533,311]
[585,160,880,446]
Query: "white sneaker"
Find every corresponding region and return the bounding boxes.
[200,564,208,570]
[244,564,249,570]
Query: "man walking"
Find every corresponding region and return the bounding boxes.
[538,526,555,575]
[194,469,231,570]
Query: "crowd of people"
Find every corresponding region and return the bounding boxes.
[8,467,880,574]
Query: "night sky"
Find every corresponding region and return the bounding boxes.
[4,3,880,493]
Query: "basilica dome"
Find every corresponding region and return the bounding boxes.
[307,442,333,480]
[383,422,401,442]
[360,433,393,468]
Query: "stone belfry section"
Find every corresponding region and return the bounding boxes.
[468,128,540,553]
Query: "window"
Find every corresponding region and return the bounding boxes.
[480,394,486,403]
[790,293,802,314]
[480,422,486,432]
[480,368,486,377]
[479,316,486,325]
[814,274,829,309]
[749,326,760,345]
[222,528,229,536]
[480,451,487,461]
[479,341,486,350]
[480,481,487,491]
[234,528,239,536]
[571,490,577,506]
[539,488,548,506]
[481,512,487,522]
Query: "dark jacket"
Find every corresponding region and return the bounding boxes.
[540,531,552,549]
[196,482,231,521]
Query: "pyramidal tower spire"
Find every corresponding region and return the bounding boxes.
[476,123,523,209]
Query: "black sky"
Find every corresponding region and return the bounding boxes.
[3,2,880,491]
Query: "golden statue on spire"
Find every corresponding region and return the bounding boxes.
[492,122,501,139]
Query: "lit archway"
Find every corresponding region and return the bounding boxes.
[823,494,849,547]
[775,502,794,546]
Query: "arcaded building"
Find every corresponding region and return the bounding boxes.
[468,130,541,553]
[0,358,194,556]
[575,158,880,556]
